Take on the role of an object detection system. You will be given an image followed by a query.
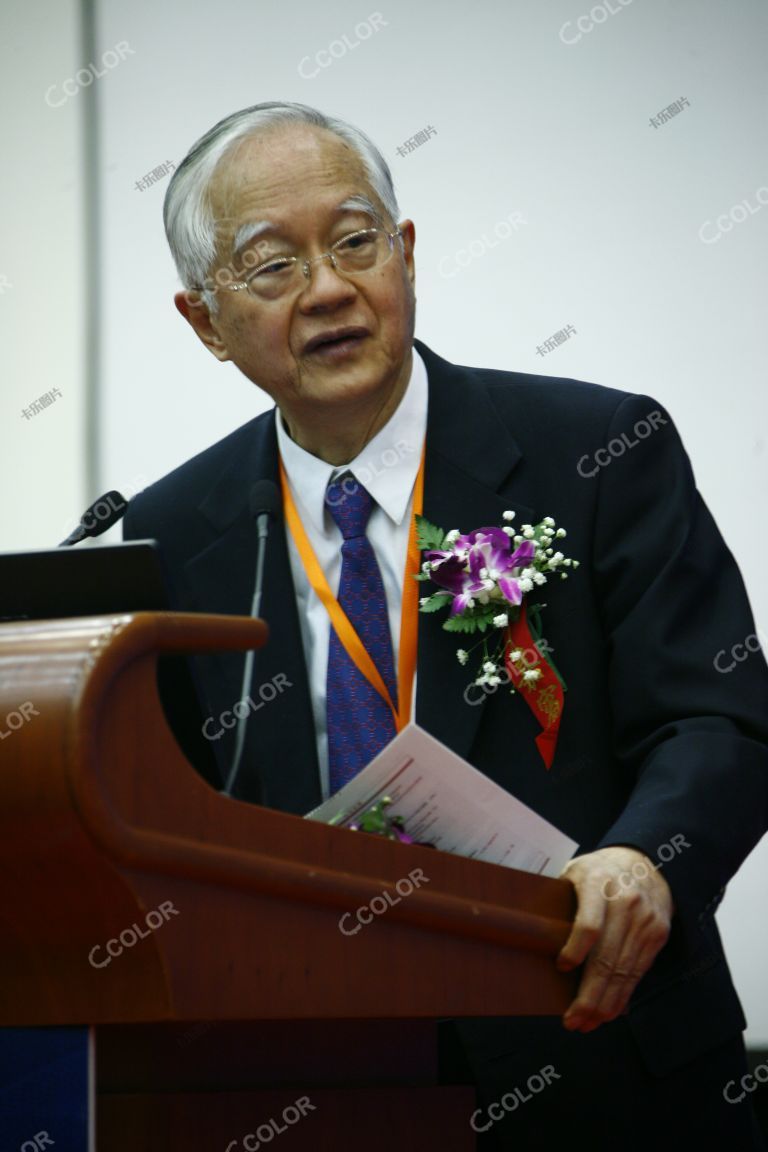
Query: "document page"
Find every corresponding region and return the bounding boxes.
[306,722,578,877]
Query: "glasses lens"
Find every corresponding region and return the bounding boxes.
[247,258,299,300]
[334,229,391,274]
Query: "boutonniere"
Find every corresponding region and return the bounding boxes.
[328,796,435,847]
[415,511,579,768]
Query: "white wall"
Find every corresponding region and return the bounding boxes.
[0,0,86,548]
[2,0,767,1041]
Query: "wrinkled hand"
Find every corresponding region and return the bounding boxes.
[556,846,674,1033]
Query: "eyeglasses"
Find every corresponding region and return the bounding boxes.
[221,226,403,301]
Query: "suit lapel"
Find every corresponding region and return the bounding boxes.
[183,414,321,814]
[414,341,538,759]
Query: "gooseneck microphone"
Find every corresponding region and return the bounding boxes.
[59,491,128,546]
[222,480,281,798]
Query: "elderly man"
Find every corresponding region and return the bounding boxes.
[123,102,768,1149]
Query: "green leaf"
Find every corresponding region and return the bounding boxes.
[415,514,448,552]
[443,615,481,634]
[419,593,452,613]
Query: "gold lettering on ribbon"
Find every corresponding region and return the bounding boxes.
[536,683,561,725]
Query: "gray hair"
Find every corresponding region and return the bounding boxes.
[163,101,400,311]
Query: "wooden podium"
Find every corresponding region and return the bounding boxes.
[0,613,576,1150]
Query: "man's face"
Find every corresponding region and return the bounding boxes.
[179,124,416,430]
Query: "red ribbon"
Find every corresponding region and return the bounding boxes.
[504,612,563,769]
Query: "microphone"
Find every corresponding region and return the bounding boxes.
[59,491,128,546]
[222,480,280,798]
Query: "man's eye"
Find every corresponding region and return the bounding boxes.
[337,231,376,252]
[254,259,294,277]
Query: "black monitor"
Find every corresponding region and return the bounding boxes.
[0,540,169,622]
[0,539,221,790]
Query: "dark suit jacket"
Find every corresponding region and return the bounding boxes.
[123,338,768,1077]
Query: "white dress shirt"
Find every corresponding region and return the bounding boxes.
[276,346,429,800]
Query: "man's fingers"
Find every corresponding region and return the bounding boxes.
[556,847,675,1032]
[563,896,671,1029]
[592,911,670,1020]
[556,917,601,972]
[556,873,607,970]
[562,904,638,1027]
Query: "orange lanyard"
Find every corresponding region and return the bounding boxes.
[279,445,425,731]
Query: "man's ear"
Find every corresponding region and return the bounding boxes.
[174,289,231,362]
[398,219,416,288]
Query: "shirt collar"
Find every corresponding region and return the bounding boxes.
[276,346,428,533]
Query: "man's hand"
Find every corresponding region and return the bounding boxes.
[556,846,674,1033]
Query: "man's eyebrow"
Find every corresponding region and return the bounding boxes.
[336,195,381,222]
[232,220,276,260]
[231,197,382,259]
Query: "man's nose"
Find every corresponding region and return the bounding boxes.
[298,254,357,309]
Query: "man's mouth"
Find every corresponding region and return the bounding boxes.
[303,327,369,357]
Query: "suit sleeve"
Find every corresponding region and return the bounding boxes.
[590,392,768,941]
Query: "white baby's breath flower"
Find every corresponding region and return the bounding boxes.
[445,529,460,543]
[502,510,515,521]
[523,668,542,682]
[487,675,502,686]
[522,525,535,538]
[483,660,497,674]
[477,592,490,605]
[508,649,523,662]
[533,572,547,585]
[421,561,432,572]
[556,528,567,538]
[519,578,534,593]
[456,648,469,665]
[572,559,580,569]
[542,516,555,527]
[493,613,509,628]
[502,525,515,536]
[513,535,523,546]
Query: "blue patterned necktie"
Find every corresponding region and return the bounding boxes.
[326,472,398,793]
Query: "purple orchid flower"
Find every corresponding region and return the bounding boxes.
[426,528,535,616]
